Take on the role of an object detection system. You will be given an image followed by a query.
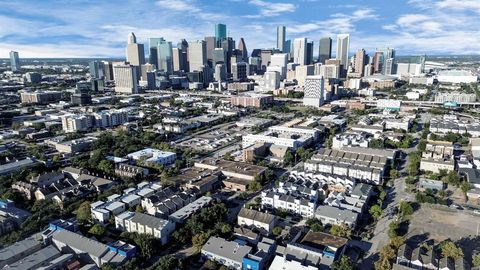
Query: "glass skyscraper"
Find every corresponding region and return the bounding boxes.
[215,23,227,46]
[9,51,20,72]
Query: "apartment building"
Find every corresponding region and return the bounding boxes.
[115,211,175,245]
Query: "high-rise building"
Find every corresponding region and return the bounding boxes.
[221,37,235,73]
[303,76,325,107]
[375,47,395,74]
[211,48,226,67]
[269,53,288,80]
[102,61,114,81]
[238,38,248,62]
[232,62,248,82]
[318,37,332,64]
[293,38,307,65]
[114,64,138,94]
[9,51,20,72]
[336,34,350,71]
[205,36,216,63]
[140,63,155,81]
[354,49,367,76]
[373,52,383,74]
[89,61,104,79]
[178,39,189,72]
[306,40,314,65]
[148,38,162,68]
[157,38,173,74]
[214,63,227,82]
[364,63,373,76]
[385,58,395,75]
[188,40,207,72]
[215,23,227,46]
[126,32,145,67]
[277,26,286,52]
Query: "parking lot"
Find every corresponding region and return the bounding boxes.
[407,204,480,242]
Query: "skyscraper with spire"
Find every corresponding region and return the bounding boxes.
[238,38,248,62]
[126,32,145,67]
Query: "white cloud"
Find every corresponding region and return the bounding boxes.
[246,0,296,17]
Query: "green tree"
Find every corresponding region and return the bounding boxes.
[155,255,178,270]
[203,260,218,270]
[331,255,355,270]
[369,204,383,221]
[192,232,210,252]
[76,201,91,224]
[472,254,480,267]
[283,150,295,166]
[272,226,283,236]
[134,233,155,258]
[440,241,463,259]
[247,181,262,192]
[390,169,400,180]
[88,224,106,236]
[398,201,414,218]
[330,224,352,238]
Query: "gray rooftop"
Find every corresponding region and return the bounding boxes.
[52,230,108,258]
[238,208,276,225]
[7,245,60,270]
[202,236,252,264]
[0,236,41,262]
[315,205,359,224]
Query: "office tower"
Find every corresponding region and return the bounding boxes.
[211,48,226,67]
[148,38,161,68]
[385,58,395,75]
[232,62,248,82]
[285,40,291,54]
[188,40,207,71]
[214,63,227,82]
[306,40,314,65]
[375,47,395,74]
[102,61,114,81]
[260,49,275,71]
[249,57,262,75]
[126,32,145,66]
[354,49,367,76]
[295,65,315,86]
[114,64,138,94]
[178,39,189,72]
[269,53,288,80]
[277,26,286,52]
[215,23,227,46]
[303,76,325,107]
[140,63,155,81]
[172,48,181,72]
[364,63,373,76]
[293,38,307,65]
[323,59,341,79]
[89,61,104,79]
[336,34,350,70]
[318,37,332,64]
[373,52,383,74]
[238,38,248,61]
[205,36,216,63]
[157,38,173,74]
[145,72,156,90]
[221,37,235,73]
[9,51,20,72]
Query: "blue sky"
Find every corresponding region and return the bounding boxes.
[1,0,479,58]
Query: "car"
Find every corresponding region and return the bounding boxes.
[474,210,480,215]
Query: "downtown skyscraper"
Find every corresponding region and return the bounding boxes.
[293,38,307,65]
[9,51,20,72]
[126,32,145,67]
[277,26,286,53]
[215,23,227,46]
[318,37,332,64]
[336,34,350,71]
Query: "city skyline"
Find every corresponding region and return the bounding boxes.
[1,0,480,58]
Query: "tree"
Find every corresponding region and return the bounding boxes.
[369,205,383,221]
[399,201,414,218]
[272,226,283,236]
[192,232,210,252]
[390,169,400,180]
[460,181,471,197]
[98,160,114,174]
[331,255,355,270]
[247,181,262,192]
[472,254,480,267]
[283,150,295,166]
[203,260,218,270]
[88,224,106,236]
[330,224,352,238]
[440,241,463,259]
[276,208,288,218]
[76,201,91,224]
[155,255,178,270]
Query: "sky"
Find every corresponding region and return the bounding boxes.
[1,0,480,58]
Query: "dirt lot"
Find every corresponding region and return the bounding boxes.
[408,204,480,242]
